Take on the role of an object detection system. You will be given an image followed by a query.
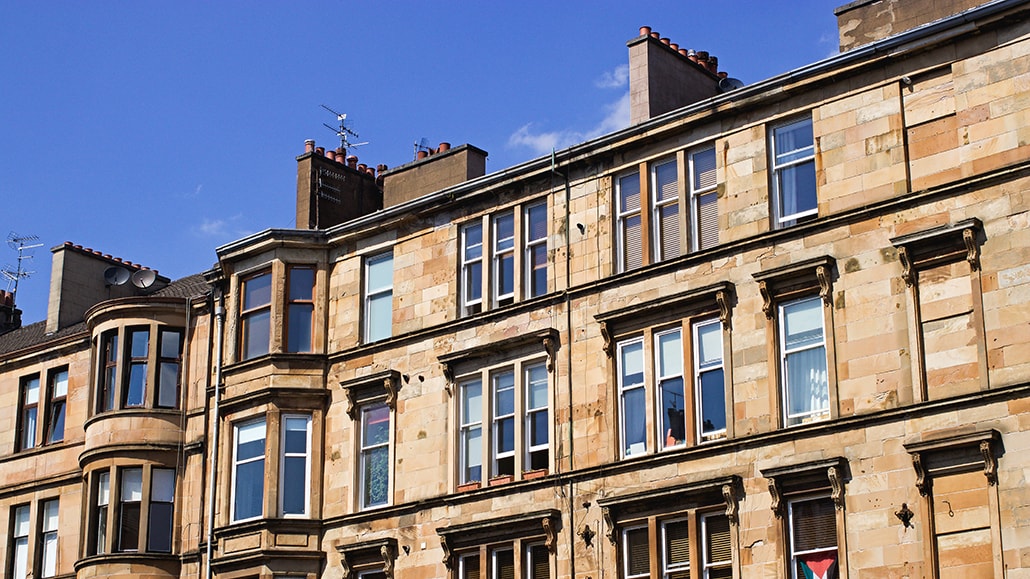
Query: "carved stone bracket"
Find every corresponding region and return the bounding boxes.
[898,245,915,287]
[964,226,980,272]
[543,516,557,553]
[602,506,616,545]
[383,376,399,411]
[816,263,832,307]
[442,363,454,397]
[342,370,401,419]
[715,289,732,326]
[722,483,739,524]
[828,465,844,510]
[912,452,930,496]
[440,536,453,570]
[758,280,774,319]
[381,544,395,579]
[543,336,558,372]
[768,476,784,518]
[980,440,998,486]
[600,321,613,359]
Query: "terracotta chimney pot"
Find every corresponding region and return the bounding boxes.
[347,155,358,168]
[315,147,325,156]
[639,26,651,37]
[650,31,660,39]
[326,149,336,162]
[438,142,451,153]
[304,139,315,153]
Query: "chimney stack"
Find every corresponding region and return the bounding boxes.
[0,289,21,335]
[628,27,723,124]
[295,140,384,230]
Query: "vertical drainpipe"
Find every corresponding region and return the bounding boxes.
[205,288,225,579]
[561,150,577,579]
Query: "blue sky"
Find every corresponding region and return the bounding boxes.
[1,1,842,324]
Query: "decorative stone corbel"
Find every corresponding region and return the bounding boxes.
[768,477,784,518]
[897,245,915,287]
[758,280,774,319]
[543,336,558,372]
[543,516,557,553]
[384,376,398,411]
[964,226,980,272]
[341,555,352,579]
[816,263,832,306]
[722,483,739,524]
[716,289,732,326]
[600,321,613,358]
[980,440,998,486]
[602,506,617,545]
[828,465,844,510]
[442,363,454,397]
[344,388,359,420]
[441,536,453,570]
[381,544,395,579]
[911,452,930,496]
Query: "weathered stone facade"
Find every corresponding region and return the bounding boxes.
[2,1,1030,578]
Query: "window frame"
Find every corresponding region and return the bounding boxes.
[363,252,394,343]
[457,358,551,485]
[778,296,829,427]
[492,211,516,308]
[651,157,681,263]
[280,414,312,517]
[147,468,175,553]
[231,417,267,523]
[240,269,273,360]
[122,326,150,408]
[689,145,718,251]
[786,494,839,579]
[90,470,110,555]
[461,221,485,316]
[117,466,143,552]
[98,330,118,412]
[87,465,178,556]
[770,116,817,227]
[616,170,644,273]
[359,402,391,510]
[156,329,182,409]
[523,201,548,299]
[285,265,316,353]
[693,319,726,442]
[10,503,30,579]
[93,324,184,414]
[39,498,59,578]
[16,374,40,451]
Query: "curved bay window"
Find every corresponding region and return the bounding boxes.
[94,324,184,414]
[87,465,177,556]
[235,262,320,361]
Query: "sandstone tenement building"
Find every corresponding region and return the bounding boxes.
[3,1,1030,578]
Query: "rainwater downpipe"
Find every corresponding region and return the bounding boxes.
[560,151,576,579]
[205,289,225,579]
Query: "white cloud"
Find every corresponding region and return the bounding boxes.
[193,214,249,238]
[508,92,631,156]
[595,64,629,89]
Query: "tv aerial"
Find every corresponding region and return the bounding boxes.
[321,104,369,151]
[2,232,43,299]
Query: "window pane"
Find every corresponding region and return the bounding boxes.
[465,261,483,304]
[495,213,514,251]
[121,468,143,501]
[664,518,691,570]
[147,502,174,553]
[243,310,271,359]
[528,543,550,579]
[363,404,390,446]
[692,147,717,190]
[620,340,646,456]
[657,331,682,377]
[527,203,547,240]
[697,191,719,250]
[463,426,482,482]
[783,298,824,349]
[125,363,147,406]
[367,254,393,292]
[660,377,686,448]
[159,330,181,359]
[129,329,149,358]
[624,526,650,578]
[791,496,839,579]
[700,368,726,435]
[778,160,817,219]
[463,381,482,423]
[528,243,548,297]
[622,214,642,271]
[152,468,176,502]
[282,455,308,514]
[492,547,515,579]
[658,202,681,260]
[363,446,389,507]
[287,303,314,352]
[234,460,264,520]
[236,421,266,460]
[243,273,272,309]
[460,553,481,579]
[620,174,641,211]
[497,253,514,297]
[119,468,143,551]
[366,293,392,342]
[289,267,315,301]
[697,322,722,366]
[158,362,180,408]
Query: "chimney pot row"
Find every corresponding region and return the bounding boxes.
[641,28,727,78]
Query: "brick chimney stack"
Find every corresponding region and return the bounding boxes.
[296,140,384,230]
[0,289,21,335]
[628,27,723,124]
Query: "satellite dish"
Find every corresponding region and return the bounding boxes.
[131,269,157,289]
[104,266,131,286]
[718,77,745,92]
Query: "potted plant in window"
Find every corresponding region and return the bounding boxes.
[456,480,481,492]
[488,474,513,486]
[522,468,548,481]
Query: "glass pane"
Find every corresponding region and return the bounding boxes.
[700,368,726,435]
[622,214,642,271]
[495,212,515,251]
[284,416,309,454]
[43,499,59,530]
[529,543,551,579]
[367,254,393,292]
[465,261,482,303]
[119,504,141,551]
[363,404,390,446]
[619,173,641,211]
[53,370,68,397]
[792,496,838,551]
[157,362,179,408]
[25,376,40,404]
[14,504,30,535]
[464,223,483,261]
[625,527,650,577]
[661,377,686,447]
[705,513,732,564]
[462,381,482,424]
[493,547,515,579]
[623,387,646,455]
[620,340,644,386]
[778,160,817,219]
[121,468,143,502]
[463,427,482,482]
[287,303,314,352]
[243,310,271,359]
[529,243,547,297]
[526,203,547,241]
[125,363,147,406]
[129,329,149,358]
[367,293,393,342]
[697,190,719,250]
[664,519,691,567]
[236,421,266,461]
[530,410,549,448]
[775,118,814,161]
[658,202,681,260]
[106,333,119,362]
[783,298,824,349]
[527,364,548,409]
[13,537,28,579]
[363,445,389,507]
[496,416,515,454]
[494,372,515,415]
[152,469,176,502]
[159,330,181,359]
[289,267,315,301]
[657,330,682,377]
[234,459,264,520]
[461,553,481,579]
[696,321,723,366]
[42,530,58,576]
[692,147,717,190]
[98,472,110,505]
[497,253,514,297]
[654,161,677,201]
[22,407,37,448]
[282,455,307,514]
[243,273,272,309]
[147,502,174,552]
[786,347,829,421]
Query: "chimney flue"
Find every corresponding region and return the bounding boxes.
[304,139,315,153]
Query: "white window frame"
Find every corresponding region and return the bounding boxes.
[524,362,549,471]
[117,467,143,552]
[492,369,517,476]
[491,545,515,579]
[651,158,681,262]
[95,471,110,555]
[787,494,839,579]
[459,358,551,484]
[458,551,481,579]
[525,541,551,579]
[39,499,58,578]
[147,468,176,553]
[661,517,691,579]
[622,524,650,579]
[779,296,829,427]
[524,202,548,299]
[364,252,394,343]
[359,402,391,509]
[18,375,39,451]
[693,318,726,442]
[492,211,516,308]
[616,171,643,273]
[231,418,266,522]
[689,146,718,251]
[771,117,817,226]
[12,504,30,579]
[701,511,732,579]
[655,328,686,451]
[279,414,312,516]
[461,222,485,316]
[618,337,647,458]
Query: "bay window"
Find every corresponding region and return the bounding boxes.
[87,466,177,556]
[240,271,272,359]
[93,324,184,413]
[281,415,312,516]
[286,266,315,352]
[232,419,266,522]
